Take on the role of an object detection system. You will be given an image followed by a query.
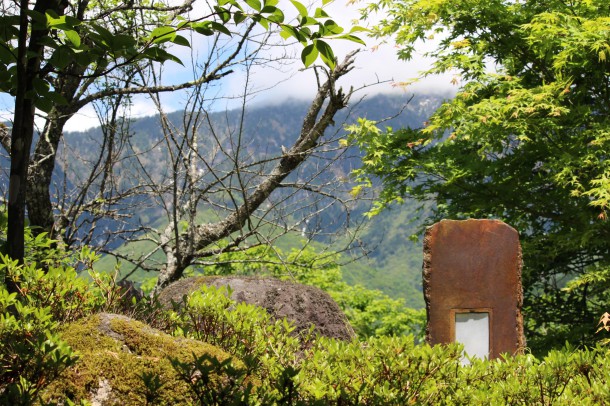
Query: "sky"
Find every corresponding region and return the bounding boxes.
[0,0,456,132]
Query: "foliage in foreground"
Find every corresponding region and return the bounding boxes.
[158,284,610,405]
[2,230,610,404]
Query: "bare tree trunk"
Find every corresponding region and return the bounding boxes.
[27,72,85,236]
[27,111,72,234]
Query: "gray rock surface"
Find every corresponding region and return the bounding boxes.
[158,276,356,340]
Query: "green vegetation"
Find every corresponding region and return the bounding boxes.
[351,0,610,354]
[3,0,610,401]
[43,314,235,405]
[139,244,426,340]
[1,229,610,404]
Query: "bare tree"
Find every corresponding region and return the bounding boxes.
[44,21,294,250]
[93,49,363,293]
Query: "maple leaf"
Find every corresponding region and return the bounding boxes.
[597,312,610,333]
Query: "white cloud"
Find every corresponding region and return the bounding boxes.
[1,0,456,132]
[190,0,457,109]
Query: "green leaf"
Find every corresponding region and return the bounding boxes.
[150,26,176,44]
[257,16,269,30]
[336,34,366,45]
[112,34,137,51]
[46,91,68,106]
[290,0,308,17]
[32,77,50,96]
[0,17,20,42]
[323,19,343,35]
[233,11,247,24]
[45,13,81,30]
[143,47,184,65]
[300,16,319,27]
[172,35,190,47]
[245,0,261,12]
[0,44,16,64]
[301,43,318,67]
[210,21,232,36]
[218,0,239,6]
[280,25,306,44]
[27,10,47,29]
[90,24,114,47]
[64,30,81,47]
[191,21,214,36]
[214,6,232,23]
[279,25,294,40]
[348,26,370,34]
[313,8,329,18]
[315,39,335,69]
[38,36,59,49]
[35,97,53,113]
[49,46,75,70]
[264,8,285,23]
[0,67,11,90]
[74,49,96,66]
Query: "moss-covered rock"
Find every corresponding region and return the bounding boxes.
[40,313,237,405]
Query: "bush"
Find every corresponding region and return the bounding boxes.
[165,285,312,403]
[0,228,137,405]
[0,263,78,405]
[2,227,608,405]
[162,284,610,405]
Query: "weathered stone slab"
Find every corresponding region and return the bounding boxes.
[423,219,525,359]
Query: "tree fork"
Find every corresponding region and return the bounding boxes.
[152,51,358,294]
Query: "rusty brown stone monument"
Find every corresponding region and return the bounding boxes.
[423,219,525,360]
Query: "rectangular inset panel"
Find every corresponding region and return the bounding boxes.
[455,311,489,364]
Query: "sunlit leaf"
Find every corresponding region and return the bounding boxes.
[150,26,176,44]
[64,30,80,47]
[245,0,261,12]
[315,39,335,69]
[336,34,365,45]
[290,0,308,17]
[301,43,318,67]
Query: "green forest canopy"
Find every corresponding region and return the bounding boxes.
[351,0,610,353]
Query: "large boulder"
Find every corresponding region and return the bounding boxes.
[158,276,356,341]
[41,313,236,405]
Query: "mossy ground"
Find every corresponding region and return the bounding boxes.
[40,313,237,405]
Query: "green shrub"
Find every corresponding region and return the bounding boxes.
[195,245,426,340]
[0,228,135,405]
[165,285,312,402]
[164,284,610,405]
[0,264,78,405]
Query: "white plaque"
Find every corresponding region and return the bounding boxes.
[455,312,489,364]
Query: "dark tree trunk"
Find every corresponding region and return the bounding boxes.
[6,0,65,289]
